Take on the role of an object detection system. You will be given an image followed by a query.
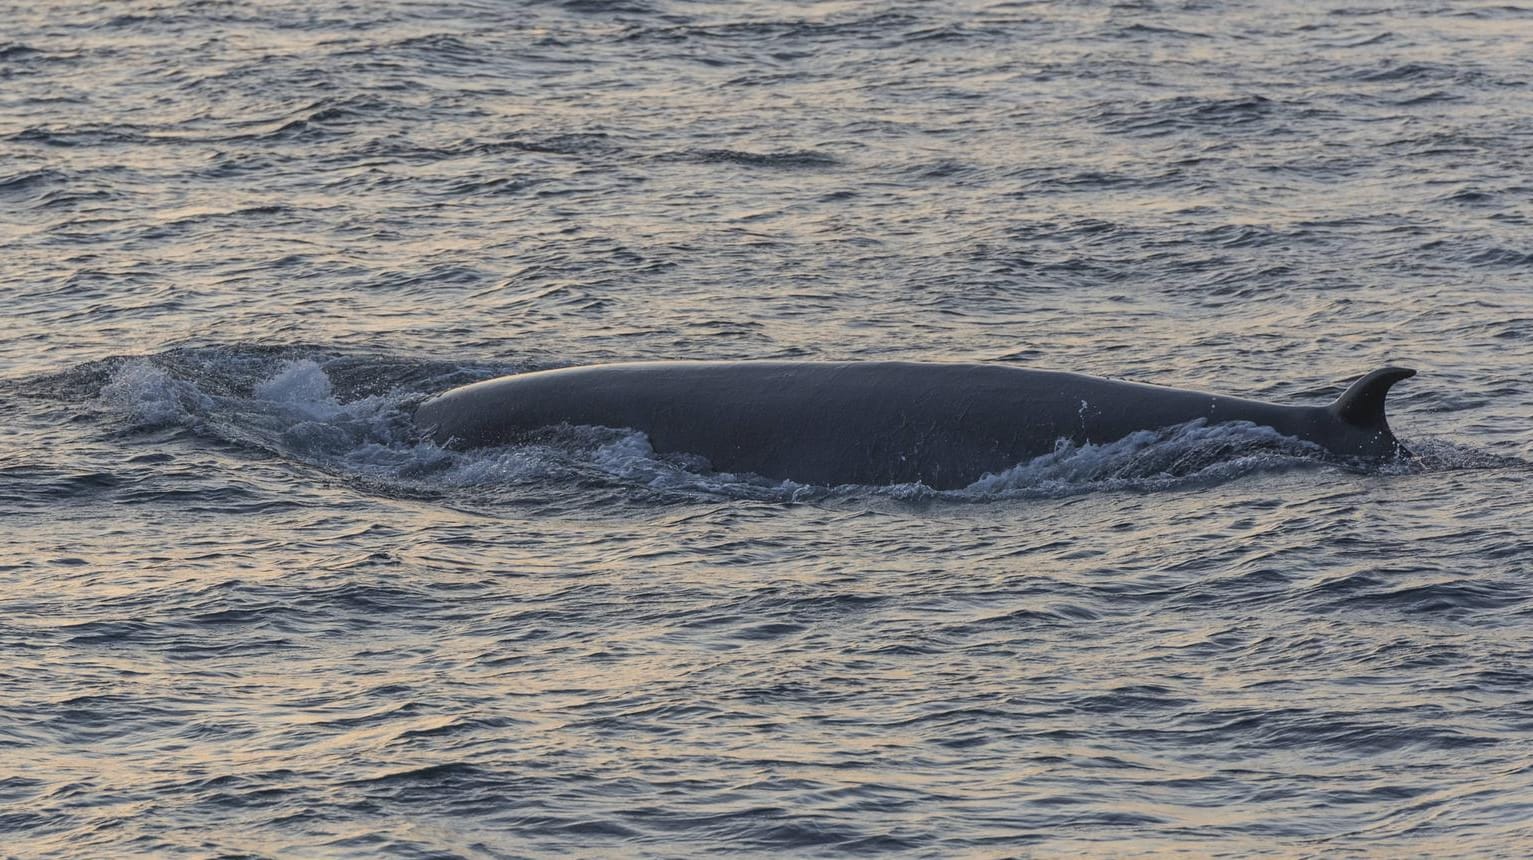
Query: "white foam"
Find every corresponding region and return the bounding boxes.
[97,360,214,426]
[952,420,1323,499]
[253,359,346,421]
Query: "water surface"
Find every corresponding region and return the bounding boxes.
[4,0,1533,855]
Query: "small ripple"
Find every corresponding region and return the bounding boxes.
[1349,61,1456,83]
[672,148,841,169]
[1095,95,1277,138]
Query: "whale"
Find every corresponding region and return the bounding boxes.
[414,361,1415,489]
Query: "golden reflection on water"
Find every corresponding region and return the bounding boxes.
[5,0,1533,853]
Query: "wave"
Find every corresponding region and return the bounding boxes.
[668,148,841,170]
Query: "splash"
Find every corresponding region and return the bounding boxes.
[955,420,1324,499]
[252,359,347,422]
[96,360,214,426]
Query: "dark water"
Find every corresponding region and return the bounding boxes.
[5,0,1533,855]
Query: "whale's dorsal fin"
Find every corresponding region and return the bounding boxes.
[1329,366,1415,428]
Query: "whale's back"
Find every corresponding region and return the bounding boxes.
[415,361,1412,488]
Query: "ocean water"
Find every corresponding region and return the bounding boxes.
[4,0,1533,855]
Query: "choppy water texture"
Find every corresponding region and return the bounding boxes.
[4,0,1533,855]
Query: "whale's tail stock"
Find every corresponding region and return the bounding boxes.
[1327,366,1416,459]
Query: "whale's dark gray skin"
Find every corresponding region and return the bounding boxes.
[415,362,1415,489]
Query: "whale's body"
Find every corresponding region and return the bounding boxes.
[415,361,1415,489]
